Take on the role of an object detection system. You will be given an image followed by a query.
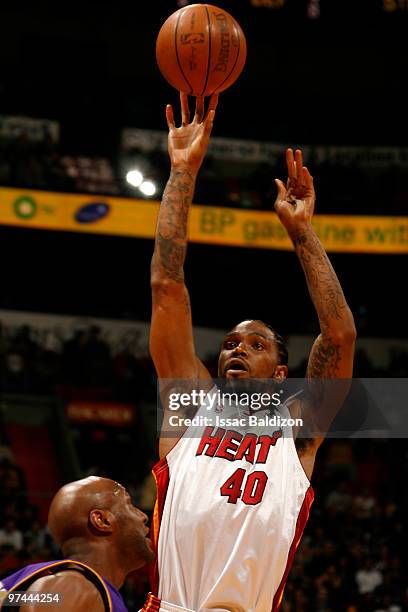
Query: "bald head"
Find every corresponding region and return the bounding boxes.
[48,476,121,547]
[47,476,154,586]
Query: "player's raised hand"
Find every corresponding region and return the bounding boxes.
[274,148,316,238]
[166,92,218,174]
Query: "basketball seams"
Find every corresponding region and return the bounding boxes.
[157,5,246,97]
[200,4,212,97]
[175,8,193,95]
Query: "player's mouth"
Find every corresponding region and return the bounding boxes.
[224,359,249,377]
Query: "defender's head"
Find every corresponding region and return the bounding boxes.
[218,320,288,381]
[48,476,154,572]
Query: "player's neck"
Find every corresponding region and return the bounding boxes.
[64,545,126,589]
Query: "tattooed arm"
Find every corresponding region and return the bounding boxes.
[150,94,217,382]
[275,149,356,461]
[275,149,356,378]
[292,229,356,379]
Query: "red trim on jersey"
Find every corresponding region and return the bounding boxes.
[142,592,161,611]
[149,456,170,595]
[272,485,314,611]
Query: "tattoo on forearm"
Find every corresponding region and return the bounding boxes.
[182,292,191,315]
[152,167,196,283]
[157,235,186,282]
[293,230,347,335]
[292,229,355,378]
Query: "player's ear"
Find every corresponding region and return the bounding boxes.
[89,509,115,534]
[273,365,288,381]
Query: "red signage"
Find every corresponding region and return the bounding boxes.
[66,401,135,426]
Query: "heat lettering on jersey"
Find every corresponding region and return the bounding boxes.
[196,426,282,464]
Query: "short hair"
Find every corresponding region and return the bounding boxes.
[229,320,289,366]
[258,321,288,366]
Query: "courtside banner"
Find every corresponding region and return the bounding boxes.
[1,186,408,254]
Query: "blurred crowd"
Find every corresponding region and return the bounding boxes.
[281,438,407,612]
[0,322,156,403]
[1,133,407,215]
[2,322,408,401]
[0,452,51,569]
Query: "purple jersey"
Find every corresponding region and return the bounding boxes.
[0,559,127,611]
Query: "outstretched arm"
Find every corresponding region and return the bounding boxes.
[150,94,217,380]
[275,149,356,454]
[275,148,356,379]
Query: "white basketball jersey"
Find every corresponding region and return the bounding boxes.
[150,390,314,612]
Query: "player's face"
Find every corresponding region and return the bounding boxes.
[114,485,154,567]
[218,320,284,379]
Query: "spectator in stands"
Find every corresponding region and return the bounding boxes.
[0,444,14,464]
[0,519,23,552]
[83,325,112,387]
[61,329,87,386]
[325,481,352,515]
[355,558,383,595]
[23,520,49,555]
[353,487,377,521]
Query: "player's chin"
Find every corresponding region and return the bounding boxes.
[144,537,155,560]
[142,538,155,563]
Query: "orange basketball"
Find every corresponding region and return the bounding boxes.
[156,4,247,97]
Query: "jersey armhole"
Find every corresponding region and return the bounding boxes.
[157,384,219,463]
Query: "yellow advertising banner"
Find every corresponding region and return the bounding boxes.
[1,186,407,254]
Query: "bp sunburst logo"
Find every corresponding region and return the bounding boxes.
[13,196,37,219]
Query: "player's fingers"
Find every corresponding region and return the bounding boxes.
[295,149,304,184]
[274,178,287,200]
[195,96,205,123]
[204,110,215,136]
[286,148,296,179]
[303,166,314,189]
[180,92,190,126]
[208,93,219,113]
[166,104,175,129]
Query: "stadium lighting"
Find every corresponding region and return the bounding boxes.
[126,169,143,187]
[139,180,156,196]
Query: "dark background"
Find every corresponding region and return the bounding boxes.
[0,0,406,149]
[0,0,407,337]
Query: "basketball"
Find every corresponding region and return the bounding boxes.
[156,4,247,97]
